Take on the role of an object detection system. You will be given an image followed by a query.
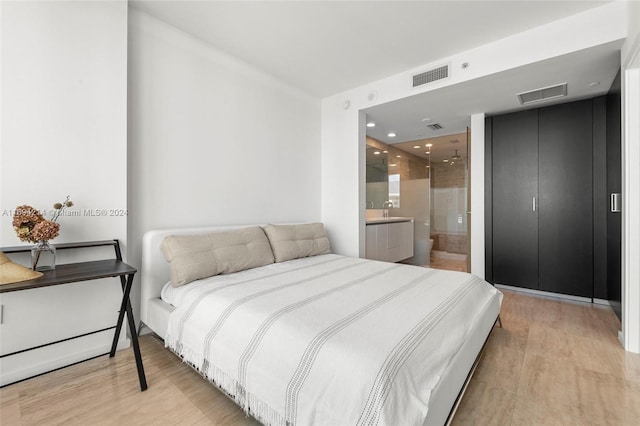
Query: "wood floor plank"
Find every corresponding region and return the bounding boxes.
[428,251,467,272]
[452,379,517,426]
[471,328,527,394]
[514,351,640,425]
[0,386,21,425]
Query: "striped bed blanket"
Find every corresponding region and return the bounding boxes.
[164,254,502,425]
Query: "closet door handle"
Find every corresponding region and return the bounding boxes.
[611,193,621,213]
[532,197,536,212]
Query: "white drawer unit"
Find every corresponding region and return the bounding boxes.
[365,219,414,262]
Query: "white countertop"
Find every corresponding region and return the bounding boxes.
[365,216,414,225]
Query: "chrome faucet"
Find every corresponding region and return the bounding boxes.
[383,200,393,218]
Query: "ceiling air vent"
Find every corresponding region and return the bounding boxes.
[412,64,449,88]
[427,123,443,131]
[517,83,567,105]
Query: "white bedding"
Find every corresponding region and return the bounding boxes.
[163,254,502,426]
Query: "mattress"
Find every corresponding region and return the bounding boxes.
[162,254,502,426]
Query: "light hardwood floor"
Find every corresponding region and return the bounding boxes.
[2,290,639,425]
[429,250,468,272]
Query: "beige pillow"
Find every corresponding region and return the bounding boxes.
[160,226,275,287]
[262,223,331,263]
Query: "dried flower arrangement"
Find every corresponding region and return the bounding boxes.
[12,196,73,243]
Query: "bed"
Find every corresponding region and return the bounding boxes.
[140,224,502,426]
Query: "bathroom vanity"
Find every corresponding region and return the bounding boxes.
[365,217,414,263]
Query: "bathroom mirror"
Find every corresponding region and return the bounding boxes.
[365,144,389,208]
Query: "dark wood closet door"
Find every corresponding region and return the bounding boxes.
[538,100,593,297]
[491,109,539,289]
[607,71,622,318]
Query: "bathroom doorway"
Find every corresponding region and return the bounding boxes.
[368,130,470,272]
[365,136,431,266]
[427,130,469,272]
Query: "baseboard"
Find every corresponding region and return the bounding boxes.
[494,284,593,304]
[0,331,130,387]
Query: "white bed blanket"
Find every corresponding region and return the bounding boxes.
[164,254,502,426]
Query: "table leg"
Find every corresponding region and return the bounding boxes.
[111,273,148,391]
[110,276,128,357]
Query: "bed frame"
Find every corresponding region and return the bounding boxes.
[140,224,500,426]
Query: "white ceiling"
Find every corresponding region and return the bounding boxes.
[365,39,622,143]
[131,0,612,98]
[131,1,622,146]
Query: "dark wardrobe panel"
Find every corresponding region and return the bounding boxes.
[491,110,539,289]
[538,100,593,297]
[592,96,608,300]
[607,70,622,319]
[485,118,494,283]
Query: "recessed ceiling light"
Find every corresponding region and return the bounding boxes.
[413,145,421,149]
[396,155,402,158]
[383,150,388,153]
[426,143,433,147]
[389,163,397,167]
[443,159,449,163]
[388,132,396,137]
[366,122,376,127]
[425,152,430,155]
[421,118,432,122]
[374,151,381,155]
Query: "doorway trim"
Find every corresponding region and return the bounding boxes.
[622,37,640,353]
[470,114,485,278]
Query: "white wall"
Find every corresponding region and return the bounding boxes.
[622,1,640,65]
[0,1,129,384]
[127,10,321,317]
[1,1,128,247]
[621,0,640,353]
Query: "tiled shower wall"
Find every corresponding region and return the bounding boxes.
[431,161,468,254]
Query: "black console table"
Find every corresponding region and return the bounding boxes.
[0,240,147,391]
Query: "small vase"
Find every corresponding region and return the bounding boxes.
[31,240,56,271]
